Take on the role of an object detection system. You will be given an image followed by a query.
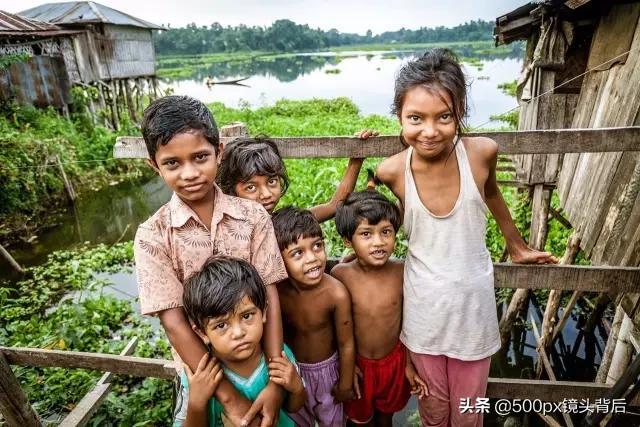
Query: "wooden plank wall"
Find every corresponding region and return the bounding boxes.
[514,18,578,185]
[556,3,640,267]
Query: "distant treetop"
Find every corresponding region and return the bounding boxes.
[153,19,495,55]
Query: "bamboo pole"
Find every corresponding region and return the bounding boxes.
[0,352,41,426]
[0,244,23,275]
[605,312,633,384]
[584,293,610,333]
[123,79,136,122]
[530,314,575,427]
[499,184,552,344]
[108,81,119,131]
[54,155,76,202]
[536,233,581,374]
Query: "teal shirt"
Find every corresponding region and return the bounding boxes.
[181,346,297,427]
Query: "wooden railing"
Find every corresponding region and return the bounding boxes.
[2,125,640,426]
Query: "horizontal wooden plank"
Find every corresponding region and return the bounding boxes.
[487,378,640,405]
[0,347,177,380]
[494,263,640,292]
[114,127,640,159]
[326,261,639,292]
[2,345,636,404]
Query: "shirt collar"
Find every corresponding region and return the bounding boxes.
[169,184,245,228]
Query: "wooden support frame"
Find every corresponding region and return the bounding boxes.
[59,338,138,427]
[0,352,40,426]
[3,346,640,405]
[113,126,640,159]
[531,314,576,427]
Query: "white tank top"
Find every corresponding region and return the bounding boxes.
[400,140,501,360]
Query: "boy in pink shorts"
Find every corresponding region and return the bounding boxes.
[332,190,428,426]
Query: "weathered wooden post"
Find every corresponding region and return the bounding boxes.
[537,233,581,356]
[53,155,77,202]
[0,244,23,275]
[499,185,552,344]
[0,352,41,426]
[124,79,137,122]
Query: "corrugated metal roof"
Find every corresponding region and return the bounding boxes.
[0,9,80,36]
[19,2,163,30]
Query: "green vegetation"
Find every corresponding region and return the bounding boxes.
[154,19,494,56]
[0,52,31,70]
[1,243,172,425]
[498,79,518,97]
[325,68,341,74]
[0,103,150,243]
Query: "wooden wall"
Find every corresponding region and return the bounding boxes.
[556,2,640,267]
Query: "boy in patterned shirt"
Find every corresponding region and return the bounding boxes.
[135,95,288,426]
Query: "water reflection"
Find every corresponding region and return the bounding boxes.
[161,45,524,83]
[1,176,171,275]
[163,47,524,125]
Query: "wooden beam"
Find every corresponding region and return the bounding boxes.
[59,338,138,427]
[0,352,40,427]
[0,347,176,380]
[3,346,640,405]
[487,378,640,405]
[493,264,640,293]
[531,314,576,427]
[325,262,639,292]
[113,126,640,159]
[0,243,23,275]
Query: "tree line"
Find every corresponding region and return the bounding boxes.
[154,19,494,55]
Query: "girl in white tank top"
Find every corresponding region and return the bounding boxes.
[374,49,557,426]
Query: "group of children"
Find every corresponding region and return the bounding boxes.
[135,48,557,427]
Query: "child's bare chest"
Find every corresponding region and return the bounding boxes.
[281,291,334,333]
[413,166,461,216]
[351,281,402,319]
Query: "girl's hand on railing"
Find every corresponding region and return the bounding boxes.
[355,129,379,140]
[510,245,558,264]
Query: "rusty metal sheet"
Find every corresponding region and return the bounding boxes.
[1,55,70,108]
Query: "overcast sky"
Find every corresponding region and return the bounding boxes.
[5,0,525,34]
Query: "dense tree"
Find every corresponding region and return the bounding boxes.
[153,19,495,55]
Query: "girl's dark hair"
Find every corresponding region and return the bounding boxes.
[183,256,266,331]
[216,136,289,196]
[335,190,401,240]
[141,95,220,161]
[392,48,469,137]
[272,207,323,252]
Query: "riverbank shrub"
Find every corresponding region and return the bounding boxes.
[0,104,151,242]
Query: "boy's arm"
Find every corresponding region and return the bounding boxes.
[332,281,356,401]
[481,138,557,264]
[310,158,364,223]
[264,284,284,359]
[246,214,289,426]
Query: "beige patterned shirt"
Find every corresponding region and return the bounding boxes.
[134,185,287,315]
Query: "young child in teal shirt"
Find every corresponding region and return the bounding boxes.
[180,256,306,427]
